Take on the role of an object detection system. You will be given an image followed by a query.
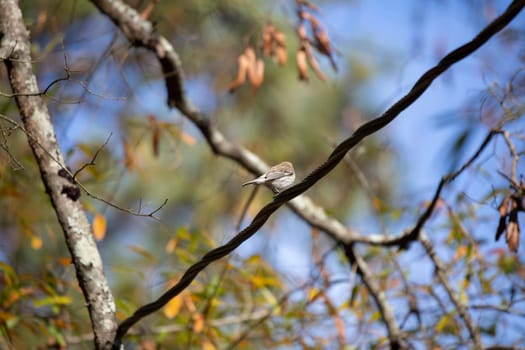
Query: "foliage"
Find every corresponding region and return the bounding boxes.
[1,0,524,349]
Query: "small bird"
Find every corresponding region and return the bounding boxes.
[242,161,295,193]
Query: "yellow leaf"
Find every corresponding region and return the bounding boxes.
[92,214,107,241]
[306,288,321,303]
[202,340,216,350]
[128,245,156,262]
[31,235,43,250]
[34,296,72,307]
[245,255,262,264]
[163,295,183,319]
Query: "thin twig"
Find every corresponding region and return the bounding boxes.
[0,114,167,218]
[419,232,483,349]
[73,132,113,179]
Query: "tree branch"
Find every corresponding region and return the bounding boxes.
[343,244,407,350]
[419,232,483,348]
[88,0,525,346]
[0,1,117,349]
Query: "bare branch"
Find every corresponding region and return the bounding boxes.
[73,133,113,179]
[0,114,167,219]
[88,0,525,345]
[419,232,483,348]
[343,244,407,349]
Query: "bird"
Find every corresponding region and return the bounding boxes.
[242,161,295,193]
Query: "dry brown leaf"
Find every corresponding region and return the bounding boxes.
[92,213,107,241]
[499,196,510,216]
[297,23,308,40]
[297,48,309,81]
[506,221,520,252]
[274,31,286,46]
[262,24,275,56]
[306,46,327,80]
[276,46,288,65]
[250,59,265,90]
[152,125,160,157]
[140,0,159,20]
[122,139,136,171]
[506,209,520,252]
[309,16,321,31]
[244,47,256,64]
[296,0,319,11]
[495,216,507,242]
[229,54,250,93]
[314,29,331,55]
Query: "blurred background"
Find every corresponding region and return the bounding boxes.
[1,0,524,348]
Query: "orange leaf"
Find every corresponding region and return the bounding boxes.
[31,235,43,250]
[165,238,178,254]
[57,257,71,266]
[179,131,196,146]
[193,313,204,333]
[92,214,107,241]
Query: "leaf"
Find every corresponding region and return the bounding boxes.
[165,238,178,254]
[92,214,107,241]
[229,53,249,93]
[34,295,72,307]
[31,235,42,250]
[128,245,156,262]
[163,294,183,319]
[436,314,457,334]
[202,340,216,350]
[192,312,204,333]
[0,262,17,286]
[297,47,309,81]
[57,257,71,266]
[122,139,136,171]
[306,287,321,303]
[506,209,520,252]
[179,131,196,146]
[496,196,510,241]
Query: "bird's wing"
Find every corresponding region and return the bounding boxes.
[265,169,292,181]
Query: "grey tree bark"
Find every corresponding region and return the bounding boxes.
[0,1,117,348]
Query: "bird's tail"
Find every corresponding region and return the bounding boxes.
[242,180,257,186]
